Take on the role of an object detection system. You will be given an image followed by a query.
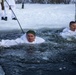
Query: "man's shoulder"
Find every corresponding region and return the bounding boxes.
[63,28,69,32]
[35,36,45,43]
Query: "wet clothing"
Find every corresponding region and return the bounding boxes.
[0,34,45,47]
[60,28,76,40]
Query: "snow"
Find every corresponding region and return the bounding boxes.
[0,4,75,30]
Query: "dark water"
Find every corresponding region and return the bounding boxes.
[0,28,76,75]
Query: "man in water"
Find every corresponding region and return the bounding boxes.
[60,21,76,40]
[0,30,45,47]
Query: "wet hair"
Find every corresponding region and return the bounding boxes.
[26,30,36,36]
[69,21,76,26]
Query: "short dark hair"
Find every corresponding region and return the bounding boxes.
[69,21,76,26]
[26,30,36,36]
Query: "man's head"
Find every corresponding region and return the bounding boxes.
[69,21,76,31]
[26,30,36,42]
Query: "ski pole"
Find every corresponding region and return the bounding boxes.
[5,0,24,34]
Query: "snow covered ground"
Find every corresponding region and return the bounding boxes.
[0,4,75,30]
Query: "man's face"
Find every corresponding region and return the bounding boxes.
[70,23,76,31]
[26,33,35,42]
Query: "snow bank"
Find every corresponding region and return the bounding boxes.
[0,4,75,30]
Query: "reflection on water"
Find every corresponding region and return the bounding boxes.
[0,28,76,75]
